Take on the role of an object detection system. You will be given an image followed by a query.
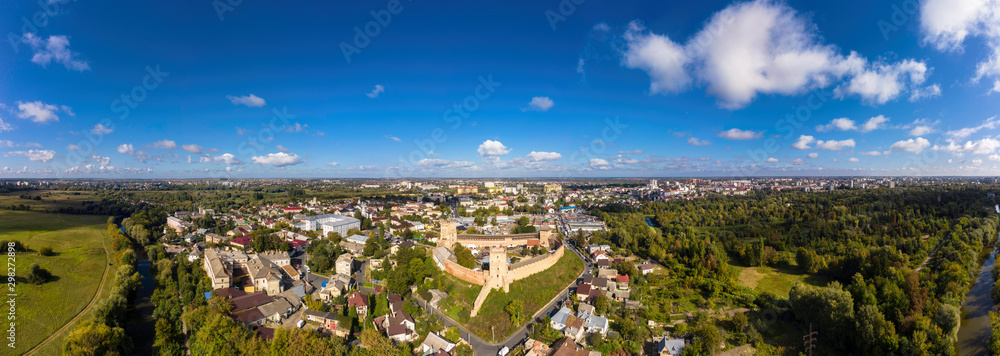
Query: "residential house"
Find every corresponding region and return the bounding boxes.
[639,263,656,275]
[336,253,354,276]
[347,291,369,319]
[257,298,294,323]
[246,255,284,296]
[420,332,456,356]
[204,249,232,290]
[303,309,339,330]
[658,339,686,356]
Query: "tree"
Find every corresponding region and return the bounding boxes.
[506,300,524,325]
[855,305,898,354]
[454,244,476,269]
[26,263,52,285]
[38,245,54,256]
[454,344,473,356]
[594,294,612,315]
[363,236,379,257]
[64,321,133,356]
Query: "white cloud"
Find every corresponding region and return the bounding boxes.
[837,59,934,104]
[526,151,562,161]
[182,144,203,154]
[16,101,66,123]
[21,33,90,71]
[0,117,11,132]
[116,144,135,155]
[848,157,860,162]
[366,84,385,98]
[226,94,266,107]
[90,123,113,135]
[523,97,555,112]
[934,138,1000,155]
[589,158,611,169]
[909,84,942,101]
[621,1,938,108]
[385,135,401,142]
[860,115,890,132]
[152,139,177,149]
[67,144,81,151]
[792,135,815,149]
[992,80,1000,94]
[4,150,56,162]
[947,116,1000,140]
[276,145,289,153]
[252,152,303,167]
[860,151,885,156]
[213,153,243,165]
[765,157,779,163]
[717,128,763,140]
[890,137,932,153]
[91,154,111,167]
[622,21,691,94]
[791,158,806,165]
[919,0,1000,81]
[478,140,511,162]
[816,118,857,132]
[687,137,711,146]
[909,125,936,136]
[414,159,477,169]
[815,139,856,150]
[326,162,340,167]
[807,153,819,159]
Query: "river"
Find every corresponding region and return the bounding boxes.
[957,243,997,356]
[126,258,156,355]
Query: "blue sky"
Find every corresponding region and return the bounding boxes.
[2,0,1000,178]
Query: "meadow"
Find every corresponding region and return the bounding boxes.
[0,211,112,355]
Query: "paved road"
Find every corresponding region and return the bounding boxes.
[414,241,592,356]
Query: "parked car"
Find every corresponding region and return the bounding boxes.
[297,320,306,328]
[498,347,509,356]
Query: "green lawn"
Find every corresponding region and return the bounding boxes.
[0,211,112,355]
[735,266,829,297]
[435,248,583,341]
[0,190,101,213]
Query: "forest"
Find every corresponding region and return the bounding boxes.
[588,186,999,355]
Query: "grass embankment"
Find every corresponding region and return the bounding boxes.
[0,211,112,355]
[435,249,583,341]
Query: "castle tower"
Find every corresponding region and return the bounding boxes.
[538,225,552,249]
[439,219,457,250]
[488,246,510,293]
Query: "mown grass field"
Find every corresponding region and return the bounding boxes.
[436,248,583,341]
[735,266,829,297]
[0,211,112,355]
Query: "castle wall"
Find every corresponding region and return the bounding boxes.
[507,245,565,282]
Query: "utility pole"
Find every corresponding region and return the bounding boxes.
[803,323,817,356]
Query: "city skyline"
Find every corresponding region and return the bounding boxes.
[3,0,1000,178]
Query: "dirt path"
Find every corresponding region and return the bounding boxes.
[916,239,945,273]
[25,228,113,355]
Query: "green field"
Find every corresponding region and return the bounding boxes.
[0,190,102,213]
[735,266,829,297]
[0,211,112,355]
[436,248,584,341]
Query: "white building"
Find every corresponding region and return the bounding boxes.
[296,214,361,237]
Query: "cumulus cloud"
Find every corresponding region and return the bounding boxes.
[620,0,937,108]
[522,97,555,112]
[226,94,266,107]
[84,124,111,136]
[934,138,1000,155]
[326,162,340,167]
[891,137,932,153]
[4,150,56,162]
[860,151,885,156]
[687,137,711,146]
[252,152,303,167]
[919,0,1000,81]
[181,144,202,154]
[717,128,763,140]
[526,151,562,161]
[909,125,936,136]
[792,135,815,149]
[117,144,135,155]
[478,140,511,164]
[589,158,611,169]
[152,139,177,149]
[67,144,81,151]
[992,80,1000,94]
[815,139,856,150]
[16,101,67,123]
[816,118,857,132]
[946,116,1000,140]
[21,33,90,71]
[860,115,890,132]
[211,153,243,165]
[807,153,819,159]
[765,157,780,163]
[0,117,11,132]
[848,157,860,162]
[366,84,385,98]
